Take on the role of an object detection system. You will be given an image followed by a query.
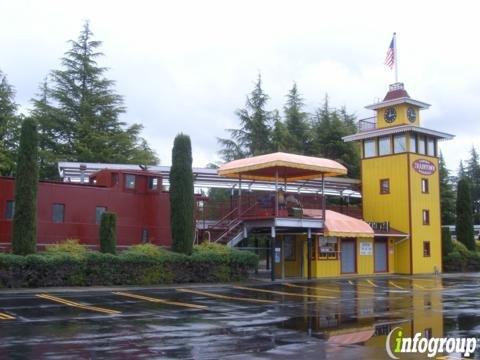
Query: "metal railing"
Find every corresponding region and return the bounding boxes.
[357,117,376,133]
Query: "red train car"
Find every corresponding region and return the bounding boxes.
[0,169,171,251]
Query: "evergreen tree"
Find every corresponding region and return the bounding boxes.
[441,226,454,256]
[466,146,480,224]
[32,22,157,179]
[218,75,272,160]
[270,110,289,152]
[310,96,360,178]
[12,118,39,255]
[284,83,309,154]
[456,178,475,251]
[439,152,456,225]
[170,134,194,255]
[99,212,117,254]
[458,160,467,179]
[0,70,21,176]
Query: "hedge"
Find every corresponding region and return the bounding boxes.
[0,245,259,288]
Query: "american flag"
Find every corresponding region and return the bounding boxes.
[385,35,395,69]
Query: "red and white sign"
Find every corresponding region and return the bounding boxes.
[412,159,436,175]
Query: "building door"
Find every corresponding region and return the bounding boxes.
[341,239,356,274]
[374,238,388,273]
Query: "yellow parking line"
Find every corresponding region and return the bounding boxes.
[285,283,377,295]
[348,280,354,285]
[0,312,15,320]
[366,279,378,288]
[113,291,207,309]
[233,286,335,299]
[413,283,425,289]
[37,294,120,315]
[177,288,277,304]
[389,281,404,290]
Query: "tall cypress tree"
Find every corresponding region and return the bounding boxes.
[456,178,475,251]
[439,152,456,225]
[0,70,21,176]
[12,118,39,255]
[170,134,194,255]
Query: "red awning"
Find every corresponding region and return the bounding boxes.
[303,210,374,238]
[327,328,375,345]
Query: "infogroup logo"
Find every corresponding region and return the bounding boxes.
[385,327,477,359]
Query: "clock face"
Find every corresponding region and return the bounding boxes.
[384,107,397,123]
[407,107,417,122]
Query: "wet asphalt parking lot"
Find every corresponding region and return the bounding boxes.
[1,274,480,359]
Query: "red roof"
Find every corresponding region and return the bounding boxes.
[383,88,410,101]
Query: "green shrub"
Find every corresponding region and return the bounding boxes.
[122,243,168,257]
[0,246,259,288]
[442,227,454,255]
[45,239,88,258]
[100,212,117,254]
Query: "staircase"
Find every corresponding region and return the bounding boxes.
[207,203,256,245]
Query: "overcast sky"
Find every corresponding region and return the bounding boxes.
[1,0,478,173]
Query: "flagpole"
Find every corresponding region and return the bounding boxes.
[393,32,398,83]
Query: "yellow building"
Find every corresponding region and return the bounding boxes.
[343,82,454,274]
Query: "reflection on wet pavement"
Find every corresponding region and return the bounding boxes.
[0,275,479,359]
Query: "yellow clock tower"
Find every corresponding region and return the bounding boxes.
[344,83,454,274]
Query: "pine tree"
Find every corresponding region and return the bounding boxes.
[218,75,272,160]
[311,96,360,178]
[270,110,289,152]
[284,83,309,154]
[0,70,21,176]
[456,178,475,251]
[170,134,194,255]
[12,118,39,255]
[439,152,456,225]
[32,22,157,179]
[466,146,480,224]
[458,160,467,180]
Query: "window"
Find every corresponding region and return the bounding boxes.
[409,134,417,153]
[96,206,107,224]
[111,173,119,186]
[148,177,158,190]
[379,136,392,156]
[380,179,390,194]
[141,228,149,243]
[364,139,377,158]
[393,134,407,153]
[125,174,136,189]
[423,241,431,257]
[317,236,338,260]
[284,236,296,261]
[427,138,436,156]
[52,203,65,223]
[4,200,15,219]
[424,328,433,339]
[421,178,429,193]
[422,210,430,225]
[418,136,426,155]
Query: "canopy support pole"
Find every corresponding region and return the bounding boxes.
[271,226,276,281]
[307,228,312,280]
[238,174,242,217]
[275,168,279,217]
[322,174,326,221]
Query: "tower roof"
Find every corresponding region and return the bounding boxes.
[365,83,430,110]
